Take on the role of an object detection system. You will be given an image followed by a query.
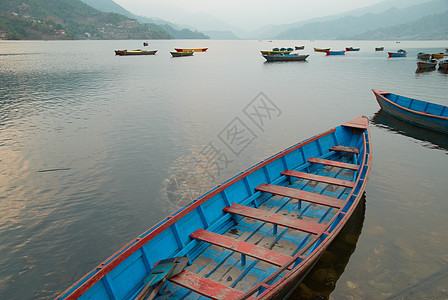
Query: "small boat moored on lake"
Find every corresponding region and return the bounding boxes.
[174,48,208,52]
[417,52,431,60]
[346,47,360,51]
[171,51,194,57]
[431,52,445,59]
[263,53,309,62]
[375,47,384,51]
[372,89,448,134]
[438,59,448,70]
[417,59,438,70]
[388,49,407,57]
[295,45,305,50]
[115,49,157,56]
[326,50,346,55]
[314,47,330,52]
[56,116,372,300]
[261,50,292,55]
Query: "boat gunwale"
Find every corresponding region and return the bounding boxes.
[372,89,448,121]
[57,127,340,299]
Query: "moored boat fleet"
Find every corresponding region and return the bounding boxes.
[416,51,447,71]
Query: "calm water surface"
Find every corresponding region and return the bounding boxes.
[0,40,447,299]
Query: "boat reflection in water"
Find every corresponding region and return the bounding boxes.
[372,109,448,153]
[288,194,366,299]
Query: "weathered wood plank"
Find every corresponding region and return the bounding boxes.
[330,145,359,154]
[255,184,345,209]
[281,170,355,188]
[190,229,292,268]
[307,157,360,171]
[223,203,325,235]
[169,270,256,300]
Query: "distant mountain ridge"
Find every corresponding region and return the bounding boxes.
[245,0,447,40]
[349,10,448,40]
[272,0,448,40]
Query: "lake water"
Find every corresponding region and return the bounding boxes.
[0,39,447,300]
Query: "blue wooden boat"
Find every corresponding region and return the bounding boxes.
[263,53,309,62]
[388,49,407,57]
[372,89,448,134]
[345,47,360,51]
[326,50,345,56]
[57,117,372,300]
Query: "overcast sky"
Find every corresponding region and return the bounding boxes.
[113,0,385,30]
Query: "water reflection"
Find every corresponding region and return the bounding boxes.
[371,109,448,153]
[288,194,366,299]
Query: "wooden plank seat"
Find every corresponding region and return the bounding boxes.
[255,184,345,209]
[169,270,257,300]
[190,229,293,269]
[223,203,325,235]
[307,157,359,171]
[281,170,355,188]
[330,145,359,154]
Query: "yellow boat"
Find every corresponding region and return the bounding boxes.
[260,50,292,55]
[431,52,445,59]
[314,47,331,52]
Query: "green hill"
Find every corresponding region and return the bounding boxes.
[0,0,170,40]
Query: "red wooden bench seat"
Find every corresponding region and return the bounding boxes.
[330,145,359,154]
[190,229,292,269]
[307,157,359,171]
[281,170,355,188]
[169,270,256,300]
[255,184,345,209]
[223,203,325,235]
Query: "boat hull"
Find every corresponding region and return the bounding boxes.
[388,51,407,57]
[314,47,330,52]
[175,48,208,52]
[170,51,194,57]
[260,50,292,55]
[346,47,360,51]
[439,60,448,69]
[57,117,372,300]
[372,89,448,134]
[417,59,437,69]
[417,53,431,60]
[263,54,309,62]
[431,53,445,59]
[326,50,345,55]
[115,50,157,56]
[375,47,384,51]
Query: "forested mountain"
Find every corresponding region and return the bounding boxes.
[80,0,208,39]
[0,0,207,40]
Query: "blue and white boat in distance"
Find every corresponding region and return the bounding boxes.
[57,117,372,300]
[372,89,448,134]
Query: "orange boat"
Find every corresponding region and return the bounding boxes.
[174,48,208,52]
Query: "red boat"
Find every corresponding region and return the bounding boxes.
[175,48,208,52]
